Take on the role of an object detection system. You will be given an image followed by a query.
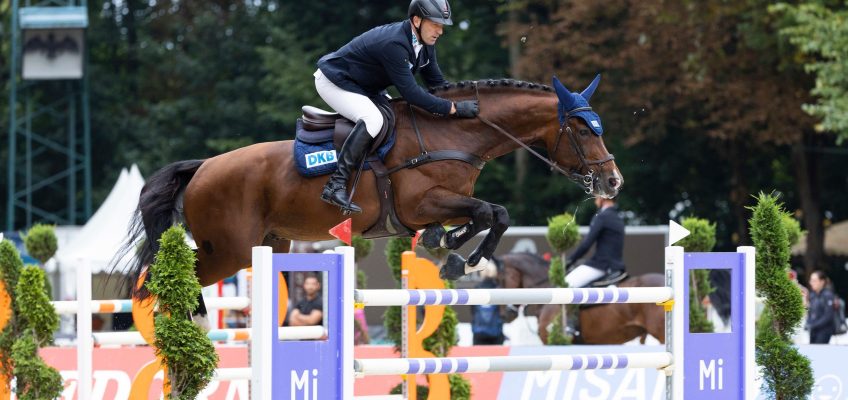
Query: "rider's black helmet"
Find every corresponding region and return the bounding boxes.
[408,0,453,26]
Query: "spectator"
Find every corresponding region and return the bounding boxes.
[807,270,835,344]
[471,277,505,345]
[288,274,323,327]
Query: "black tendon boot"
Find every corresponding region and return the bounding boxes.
[321,120,374,213]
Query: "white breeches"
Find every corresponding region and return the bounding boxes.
[314,69,384,137]
[565,265,606,288]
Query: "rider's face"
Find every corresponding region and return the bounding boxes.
[414,17,444,46]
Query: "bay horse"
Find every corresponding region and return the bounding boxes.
[120,76,622,299]
[494,253,665,344]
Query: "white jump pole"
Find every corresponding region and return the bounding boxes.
[251,246,273,400]
[76,258,92,400]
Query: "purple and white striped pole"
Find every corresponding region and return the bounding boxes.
[354,287,673,307]
[354,353,673,376]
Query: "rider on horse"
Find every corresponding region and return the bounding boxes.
[314,0,480,213]
[565,196,626,288]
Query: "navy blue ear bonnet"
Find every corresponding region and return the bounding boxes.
[552,74,603,136]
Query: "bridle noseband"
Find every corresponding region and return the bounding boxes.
[473,82,615,194]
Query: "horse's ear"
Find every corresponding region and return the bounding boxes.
[580,74,601,101]
[552,76,575,110]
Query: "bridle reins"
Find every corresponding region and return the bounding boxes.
[473,82,614,194]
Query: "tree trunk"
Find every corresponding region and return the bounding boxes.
[792,136,824,279]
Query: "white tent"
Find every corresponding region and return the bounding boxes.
[53,165,145,300]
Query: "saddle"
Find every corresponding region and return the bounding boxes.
[296,104,413,239]
[300,105,394,153]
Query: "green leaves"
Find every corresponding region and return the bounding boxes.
[0,240,62,399]
[385,237,412,284]
[10,334,63,400]
[15,267,58,346]
[146,225,218,398]
[153,317,218,399]
[147,225,200,317]
[545,213,579,253]
[21,224,57,266]
[773,2,848,143]
[677,217,717,252]
[749,192,812,398]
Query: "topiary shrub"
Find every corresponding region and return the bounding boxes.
[22,224,57,265]
[546,213,579,342]
[11,266,62,399]
[677,217,716,252]
[351,235,373,262]
[546,213,580,255]
[548,257,566,289]
[146,225,218,399]
[749,193,812,400]
[385,237,412,284]
[383,236,470,397]
[547,313,572,345]
[0,240,23,382]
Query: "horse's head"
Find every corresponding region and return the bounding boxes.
[549,75,623,198]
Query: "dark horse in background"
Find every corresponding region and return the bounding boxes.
[118,75,622,300]
[494,253,665,344]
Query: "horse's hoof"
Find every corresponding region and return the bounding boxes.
[419,225,446,249]
[439,253,467,280]
[467,252,482,267]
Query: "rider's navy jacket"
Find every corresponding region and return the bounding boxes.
[568,206,626,272]
[318,20,452,116]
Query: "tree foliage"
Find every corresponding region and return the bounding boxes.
[774,2,848,143]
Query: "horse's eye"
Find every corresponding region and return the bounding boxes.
[579,128,591,136]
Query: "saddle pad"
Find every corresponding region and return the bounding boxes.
[294,120,397,178]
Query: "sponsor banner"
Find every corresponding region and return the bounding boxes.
[38,346,247,400]
[33,344,847,399]
[499,345,666,400]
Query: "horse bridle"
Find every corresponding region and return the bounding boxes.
[473,82,615,194]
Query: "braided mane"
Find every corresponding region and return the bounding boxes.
[427,79,553,95]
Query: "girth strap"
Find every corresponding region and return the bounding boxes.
[382,104,486,176]
[378,150,485,177]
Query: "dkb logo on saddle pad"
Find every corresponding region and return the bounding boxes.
[305,150,337,168]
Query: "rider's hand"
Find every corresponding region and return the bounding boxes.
[452,100,479,118]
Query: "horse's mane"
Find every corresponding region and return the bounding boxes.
[427,79,554,95]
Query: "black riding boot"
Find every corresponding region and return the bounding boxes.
[321,120,373,213]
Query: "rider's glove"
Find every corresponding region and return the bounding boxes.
[453,100,479,118]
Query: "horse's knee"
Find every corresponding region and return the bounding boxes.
[471,203,494,228]
[491,205,509,233]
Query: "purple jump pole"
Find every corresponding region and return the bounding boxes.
[672,246,755,400]
[255,246,354,400]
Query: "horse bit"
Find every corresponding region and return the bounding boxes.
[472,81,615,194]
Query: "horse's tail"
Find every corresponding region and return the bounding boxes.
[115,159,205,299]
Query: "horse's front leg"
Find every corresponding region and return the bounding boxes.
[466,203,509,266]
[415,188,497,279]
[438,203,509,280]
